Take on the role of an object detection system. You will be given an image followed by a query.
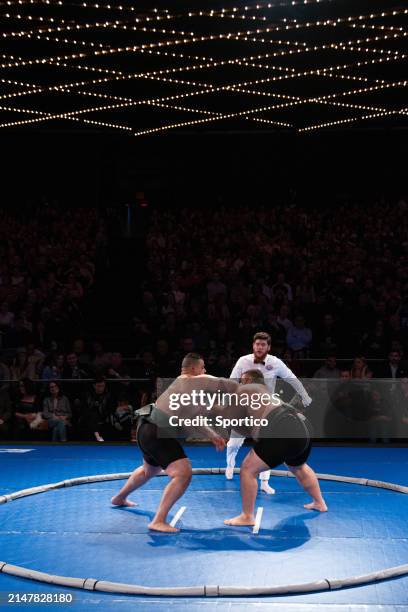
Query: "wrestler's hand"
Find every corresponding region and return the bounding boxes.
[212,435,226,452]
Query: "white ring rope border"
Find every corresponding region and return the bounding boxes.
[1,468,408,598]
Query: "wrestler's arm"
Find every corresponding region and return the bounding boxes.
[178,376,234,449]
[189,377,240,447]
[208,379,242,439]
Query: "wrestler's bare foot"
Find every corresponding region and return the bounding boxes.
[304,501,328,512]
[111,495,137,507]
[148,521,179,533]
[224,513,255,526]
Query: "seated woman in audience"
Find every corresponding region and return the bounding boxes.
[42,380,72,442]
[350,356,373,379]
[13,378,41,439]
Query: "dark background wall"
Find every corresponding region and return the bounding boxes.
[1,129,406,210]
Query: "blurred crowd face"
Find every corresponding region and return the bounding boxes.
[181,338,194,353]
[92,342,104,355]
[156,340,169,356]
[110,353,122,369]
[49,381,59,396]
[326,356,337,370]
[142,351,154,366]
[389,351,401,366]
[73,339,86,354]
[94,381,106,395]
[353,357,366,370]
[66,353,78,368]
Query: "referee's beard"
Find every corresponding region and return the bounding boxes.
[253,349,269,361]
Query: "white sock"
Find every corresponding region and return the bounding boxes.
[260,481,276,495]
[226,445,239,469]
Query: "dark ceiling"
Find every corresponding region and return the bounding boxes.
[0,0,407,136]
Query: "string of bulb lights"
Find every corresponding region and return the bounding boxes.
[2,6,408,66]
[0,0,406,133]
[1,46,406,131]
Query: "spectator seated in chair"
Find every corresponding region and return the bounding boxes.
[109,394,133,441]
[81,376,115,442]
[12,378,42,440]
[42,380,72,442]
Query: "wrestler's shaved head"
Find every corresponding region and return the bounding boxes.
[182,352,202,368]
[181,352,205,374]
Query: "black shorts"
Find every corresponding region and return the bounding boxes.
[253,412,312,469]
[136,419,187,469]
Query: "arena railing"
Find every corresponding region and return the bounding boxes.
[1,377,407,443]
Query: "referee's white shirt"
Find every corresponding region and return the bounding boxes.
[230,353,312,406]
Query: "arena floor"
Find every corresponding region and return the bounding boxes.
[1,444,408,611]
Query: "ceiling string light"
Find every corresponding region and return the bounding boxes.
[8,17,406,60]
[0,0,338,21]
[3,103,403,135]
[0,1,406,133]
[197,7,408,29]
[4,4,408,35]
[1,9,406,73]
[2,37,402,92]
[0,48,398,113]
[1,12,199,39]
[0,45,403,120]
[0,94,303,130]
[0,68,406,126]
[2,76,406,134]
[69,79,408,112]
[2,59,406,126]
[0,110,134,131]
[300,108,406,132]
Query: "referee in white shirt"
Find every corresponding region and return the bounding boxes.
[226,331,312,494]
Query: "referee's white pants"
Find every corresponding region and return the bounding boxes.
[226,431,271,481]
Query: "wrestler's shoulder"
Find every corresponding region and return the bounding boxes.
[195,374,218,379]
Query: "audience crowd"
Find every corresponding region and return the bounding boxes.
[133,200,408,373]
[1,199,408,442]
[0,205,106,352]
[0,348,149,442]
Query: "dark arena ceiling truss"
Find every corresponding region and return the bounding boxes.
[0,0,407,136]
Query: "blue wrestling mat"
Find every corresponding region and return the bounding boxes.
[1,444,408,611]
